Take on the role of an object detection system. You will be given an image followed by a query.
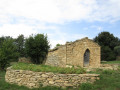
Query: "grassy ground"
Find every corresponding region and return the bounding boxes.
[1,61,120,90]
[101,60,120,64]
[0,71,30,90]
[12,62,86,74]
[89,68,120,90]
[1,68,120,90]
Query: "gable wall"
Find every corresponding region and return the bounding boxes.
[66,39,100,67]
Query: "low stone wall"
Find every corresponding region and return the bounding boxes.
[5,67,99,88]
[85,64,119,72]
[100,64,119,70]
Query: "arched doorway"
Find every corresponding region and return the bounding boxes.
[84,49,90,67]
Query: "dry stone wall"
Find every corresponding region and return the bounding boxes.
[45,45,66,67]
[5,67,99,88]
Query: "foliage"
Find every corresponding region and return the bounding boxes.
[94,32,120,49]
[116,56,120,61]
[101,46,116,61]
[56,43,61,47]
[0,37,19,70]
[12,62,86,74]
[114,46,120,56]
[0,36,6,46]
[25,34,50,64]
[15,34,26,57]
[94,31,120,61]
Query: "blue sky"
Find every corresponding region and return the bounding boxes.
[0,0,120,48]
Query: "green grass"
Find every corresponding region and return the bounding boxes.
[12,62,86,74]
[1,68,120,90]
[0,71,30,90]
[101,60,120,64]
[93,69,120,90]
[76,68,120,90]
[1,61,120,90]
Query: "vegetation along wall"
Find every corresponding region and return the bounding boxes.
[45,37,101,68]
[5,67,99,88]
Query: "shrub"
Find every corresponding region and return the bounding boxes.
[101,46,116,61]
[0,38,18,70]
[116,56,120,61]
[114,46,120,56]
[55,43,61,47]
[25,34,50,64]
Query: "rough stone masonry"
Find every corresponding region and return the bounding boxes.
[45,37,101,68]
[5,67,99,88]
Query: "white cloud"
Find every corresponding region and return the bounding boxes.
[0,0,120,48]
[71,34,87,40]
[0,24,38,38]
[50,40,66,49]
[0,23,67,48]
[0,0,120,24]
[91,26,103,31]
[89,0,120,22]
[47,29,88,48]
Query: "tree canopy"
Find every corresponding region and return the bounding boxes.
[25,34,50,64]
[15,34,25,57]
[94,31,120,61]
[0,37,18,70]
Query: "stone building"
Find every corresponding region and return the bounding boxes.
[45,37,101,68]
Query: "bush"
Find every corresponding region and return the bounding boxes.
[114,46,120,60]
[55,43,61,47]
[116,56,120,61]
[25,34,50,64]
[101,46,116,61]
[0,38,18,70]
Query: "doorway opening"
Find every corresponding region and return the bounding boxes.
[84,49,90,67]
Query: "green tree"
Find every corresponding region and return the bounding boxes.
[15,34,25,57]
[56,43,61,47]
[94,32,120,49]
[94,32,120,61]
[0,37,18,70]
[114,46,120,56]
[25,34,50,64]
[55,43,62,48]
[101,46,116,61]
